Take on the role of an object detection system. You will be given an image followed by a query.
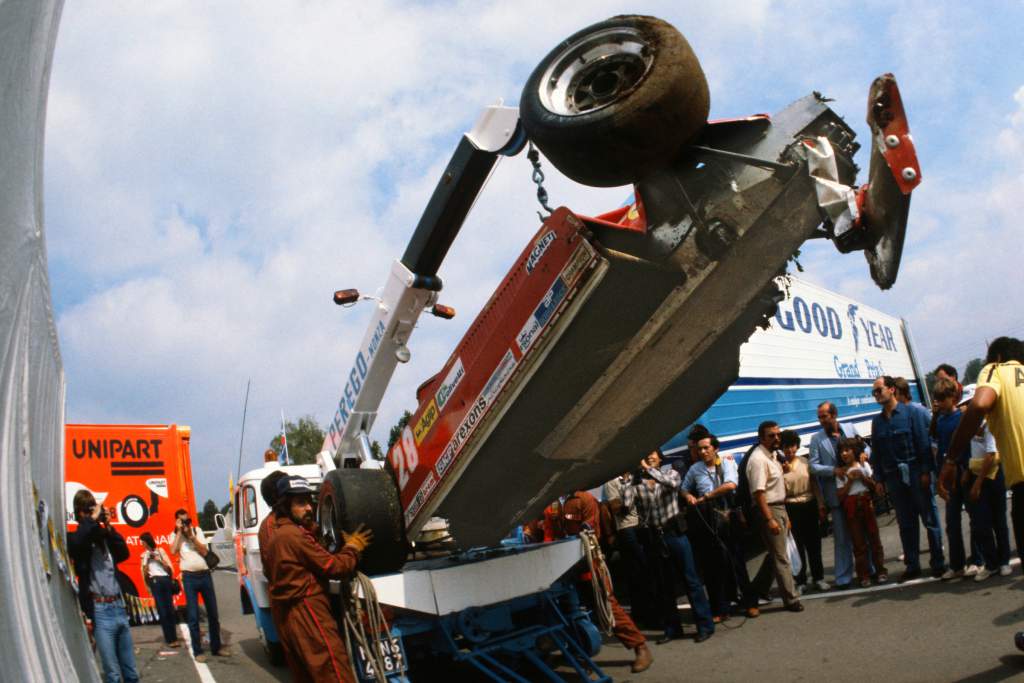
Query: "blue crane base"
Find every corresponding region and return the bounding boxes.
[382,579,611,682]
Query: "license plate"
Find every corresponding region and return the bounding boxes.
[355,635,406,681]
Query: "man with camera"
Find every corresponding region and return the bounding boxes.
[68,489,139,683]
[171,507,230,661]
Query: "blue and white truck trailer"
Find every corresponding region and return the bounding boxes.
[234,15,923,682]
[661,276,929,463]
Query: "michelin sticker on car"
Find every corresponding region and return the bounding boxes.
[482,349,517,403]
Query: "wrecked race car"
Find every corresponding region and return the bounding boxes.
[319,15,921,556]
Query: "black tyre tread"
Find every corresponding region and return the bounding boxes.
[319,469,407,575]
[520,15,709,187]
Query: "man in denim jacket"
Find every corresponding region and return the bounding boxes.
[870,375,946,582]
[809,401,868,589]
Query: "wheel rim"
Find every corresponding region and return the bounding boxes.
[319,495,339,552]
[538,27,654,117]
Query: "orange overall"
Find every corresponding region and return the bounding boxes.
[557,491,647,650]
[263,515,361,682]
[259,512,299,671]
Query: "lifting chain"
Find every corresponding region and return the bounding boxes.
[527,142,554,221]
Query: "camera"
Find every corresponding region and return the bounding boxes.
[97,507,108,523]
[182,517,193,528]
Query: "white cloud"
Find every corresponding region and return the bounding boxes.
[45,2,1024,504]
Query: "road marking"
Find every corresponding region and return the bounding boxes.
[179,623,218,683]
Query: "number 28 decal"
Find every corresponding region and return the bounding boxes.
[389,425,419,491]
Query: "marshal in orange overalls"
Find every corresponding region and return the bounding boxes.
[549,491,647,651]
[264,515,362,682]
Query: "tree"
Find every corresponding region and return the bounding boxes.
[924,370,937,398]
[198,499,220,531]
[370,440,384,460]
[270,415,326,465]
[963,357,984,384]
[388,410,413,449]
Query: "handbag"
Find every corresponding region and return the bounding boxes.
[171,576,182,595]
[204,547,221,570]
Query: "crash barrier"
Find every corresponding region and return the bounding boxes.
[0,1,101,681]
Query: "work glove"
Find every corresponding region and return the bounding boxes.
[342,524,374,553]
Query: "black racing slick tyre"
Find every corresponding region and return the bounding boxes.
[520,15,709,187]
[318,468,408,575]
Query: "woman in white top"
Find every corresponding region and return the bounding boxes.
[140,532,181,647]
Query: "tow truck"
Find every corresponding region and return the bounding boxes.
[235,15,921,681]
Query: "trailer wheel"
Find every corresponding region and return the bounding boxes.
[520,15,709,187]
[318,469,408,575]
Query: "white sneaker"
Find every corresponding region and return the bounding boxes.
[941,568,964,581]
[1000,565,1013,577]
[816,580,831,592]
[975,567,993,582]
[964,564,980,577]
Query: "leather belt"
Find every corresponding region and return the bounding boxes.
[92,594,120,603]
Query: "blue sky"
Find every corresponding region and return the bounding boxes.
[44,1,1024,506]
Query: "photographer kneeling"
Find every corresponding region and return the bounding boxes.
[171,508,230,661]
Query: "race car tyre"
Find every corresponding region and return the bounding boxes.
[520,15,709,187]
[318,469,408,575]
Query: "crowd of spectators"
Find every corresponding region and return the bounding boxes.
[553,336,1024,661]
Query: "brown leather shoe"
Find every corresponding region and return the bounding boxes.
[631,643,653,673]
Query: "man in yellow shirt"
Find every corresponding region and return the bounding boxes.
[943,337,1024,651]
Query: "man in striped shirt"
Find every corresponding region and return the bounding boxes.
[624,450,715,643]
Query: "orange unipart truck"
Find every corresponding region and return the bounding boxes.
[65,424,198,608]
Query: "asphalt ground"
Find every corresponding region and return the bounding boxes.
[129,503,1024,682]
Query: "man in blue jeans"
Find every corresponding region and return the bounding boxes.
[624,450,715,644]
[172,508,231,662]
[68,489,139,683]
[870,375,946,582]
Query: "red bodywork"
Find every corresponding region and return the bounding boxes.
[389,209,603,532]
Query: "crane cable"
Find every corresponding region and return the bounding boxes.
[579,529,615,635]
[341,571,395,682]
